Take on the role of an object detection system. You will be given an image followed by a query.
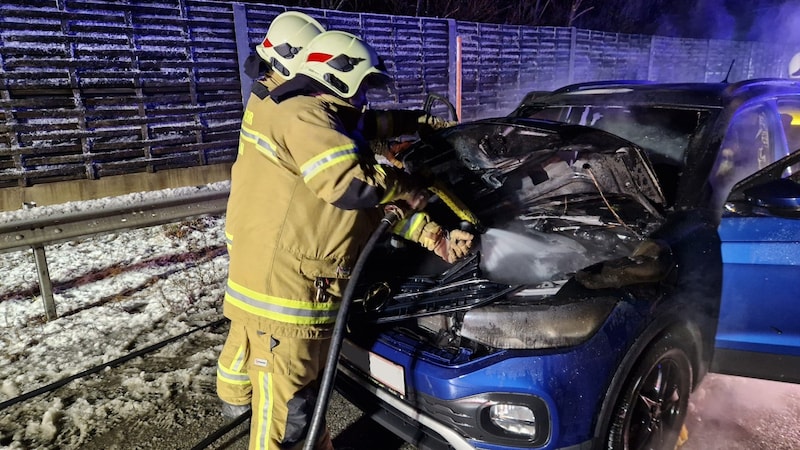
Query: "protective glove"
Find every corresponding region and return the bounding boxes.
[371,140,413,169]
[418,222,474,264]
[395,187,429,211]
[417,113,458,135]
[381,166,431,211]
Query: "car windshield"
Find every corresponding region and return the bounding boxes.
[519,104,710,166]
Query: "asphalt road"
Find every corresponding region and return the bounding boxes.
[201,373,800,450]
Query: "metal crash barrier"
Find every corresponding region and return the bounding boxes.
[0,190,229,320]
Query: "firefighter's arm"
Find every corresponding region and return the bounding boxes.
[362,109,456,140]
[285,104,426,210]
[392,212,474,264]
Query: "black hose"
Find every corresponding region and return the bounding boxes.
[0,318,227,411]
[303,210,401,450]
[190,409,251,450]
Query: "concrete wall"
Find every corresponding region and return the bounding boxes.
[1,0,798,211]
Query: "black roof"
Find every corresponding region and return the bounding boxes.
[511,78,800,115]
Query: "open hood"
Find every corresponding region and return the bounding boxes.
[354,118,668,323]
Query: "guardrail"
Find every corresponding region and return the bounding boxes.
[0,190,229,320]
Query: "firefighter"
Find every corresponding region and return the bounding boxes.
[227,11,326,252]
[218,29,472,450]
[216,10,326,426]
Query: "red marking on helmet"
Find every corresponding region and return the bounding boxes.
[307,52,333,63]
[262,38,273,48]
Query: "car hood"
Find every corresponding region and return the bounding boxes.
[357,118,668,322]
[408,117,665,220]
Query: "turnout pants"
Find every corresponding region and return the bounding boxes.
[217,320,334,450]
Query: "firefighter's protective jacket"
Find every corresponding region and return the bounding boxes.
[223,82,426,339]
[225,76,284,250]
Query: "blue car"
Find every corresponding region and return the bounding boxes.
[335,79,800,450]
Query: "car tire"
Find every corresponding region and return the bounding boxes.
[606,332,693,450]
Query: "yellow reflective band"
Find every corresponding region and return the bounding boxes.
[380,183,398,204]
[225,230,233,249]
[255,371,273,450]
[240,125,279,162]
[217,361,250,385]
[225,279,339,325]
[231,344,247,372]
[374,165,398,203]
[393,212,426,240]
[300,144,358,182]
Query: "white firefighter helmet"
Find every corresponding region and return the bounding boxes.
[297,30,390,99]
[790,52,800,79]
[255,11,325,80]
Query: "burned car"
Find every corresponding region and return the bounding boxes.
[336,79,800,450]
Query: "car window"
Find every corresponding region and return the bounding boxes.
[710,105,774,210]
[777,101,800,154]
[777,100,800,176]
[522,105,707,166]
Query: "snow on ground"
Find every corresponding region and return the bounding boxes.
[0,182,231,449]
[1,180,800,450]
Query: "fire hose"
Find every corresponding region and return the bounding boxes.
[303,206,404,450]
[305,93,479,449]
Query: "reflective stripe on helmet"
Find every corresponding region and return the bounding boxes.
[300,143,358,182]
[225,279,339,325]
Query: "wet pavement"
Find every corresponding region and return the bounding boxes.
[681,373,800,450]
[190,373,800,450]
[328,373,800,450]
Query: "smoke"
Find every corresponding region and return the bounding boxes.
[478,227,591,285]
[652,0,800,45]
[686,373,800,449]
[740,1,800,44]
[654,0,738,41]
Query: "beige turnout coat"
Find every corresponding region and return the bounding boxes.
[223,80,422,339]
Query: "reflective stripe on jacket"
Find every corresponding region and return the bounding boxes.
[225,76,283,251]
[224,89,415,338]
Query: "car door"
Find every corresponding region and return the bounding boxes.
[712,150,800,384]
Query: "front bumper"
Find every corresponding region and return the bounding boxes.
[337,363,468,450]
[336,348,597,450]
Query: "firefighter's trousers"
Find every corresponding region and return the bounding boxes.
[217,320,334,450]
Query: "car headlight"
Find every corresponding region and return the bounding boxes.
[459,290,618,349]
[489,403,537,438]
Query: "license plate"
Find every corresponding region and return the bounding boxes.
[341,339,406,396]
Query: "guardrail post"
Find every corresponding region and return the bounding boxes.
[32,245,57,320]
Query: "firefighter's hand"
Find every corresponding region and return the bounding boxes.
[374,140,413,169]
[394,187,429,211]
[417,114,457,134]
[432,229,474,264]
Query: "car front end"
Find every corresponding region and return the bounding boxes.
[336,118,681,449]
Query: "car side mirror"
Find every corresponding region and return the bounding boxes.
[743,177,800,218]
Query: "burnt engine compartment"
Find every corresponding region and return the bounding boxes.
[350,119,668,353]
